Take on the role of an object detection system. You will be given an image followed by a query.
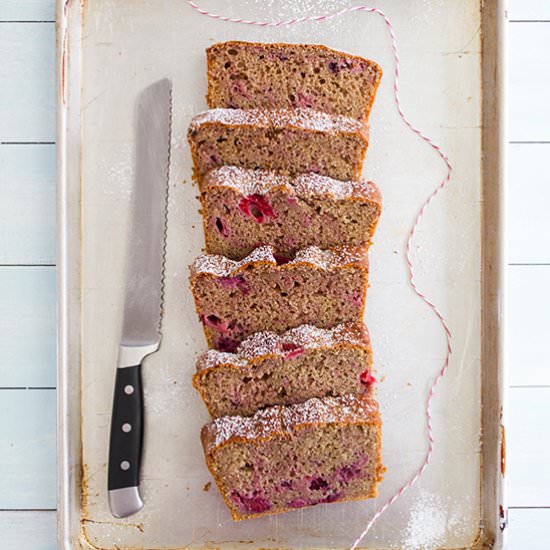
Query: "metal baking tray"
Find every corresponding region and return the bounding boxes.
[57,1,507,548]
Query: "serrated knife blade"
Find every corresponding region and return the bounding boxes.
[108,79,172,518]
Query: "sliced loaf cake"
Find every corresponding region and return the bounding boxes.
[201,394,384,520]
[201,166,381,260]
[206,41,382,122]
[193,322,375,418]
[187,108,369,185]
[189,245,369,352]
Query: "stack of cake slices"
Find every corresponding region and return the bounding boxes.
[186,41,385,520]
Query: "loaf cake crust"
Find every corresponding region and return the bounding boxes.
[189,245,369,351]
[201,166,382,259]
[206,41,382,122]
[187,108,369,184]
[201,394,384,520]
[193,322,374,417]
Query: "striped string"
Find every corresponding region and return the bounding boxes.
[186,2,453,548]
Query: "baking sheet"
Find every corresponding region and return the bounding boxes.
[57,0,506,548]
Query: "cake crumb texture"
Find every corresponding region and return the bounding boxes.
[193,322,374,417]
[206,41,382,121]
[201,394,384,520]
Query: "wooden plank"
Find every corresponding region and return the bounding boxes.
[509,0,550,20]
[0,145,55,265]
[507,508,550,549]
[508,266,550,386]
[0,23,55,142]
[0,511,57,550]
[509,22,550,142]
[0,267,56,387]
[508,387,550,507]
[0,1,55,21]
[0,389,56,509]
[508,144,550,264]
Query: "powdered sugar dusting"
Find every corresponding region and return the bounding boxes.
[204,165,381,202]
[293,244,367,270]
[190,245,275,277]
[203,394,379,451]
[196,349,248,371]
[204,166,289,195]
[236,330,281,361]
[189,107,366,134]
[294,172,380,201]
[190,244,368,278]
[195,322,369,372]
[403,491,465,549]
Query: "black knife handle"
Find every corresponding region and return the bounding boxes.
[108,365,143,491]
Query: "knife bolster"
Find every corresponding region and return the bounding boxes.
[118,342,159,368]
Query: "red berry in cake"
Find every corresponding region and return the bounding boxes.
[215,335,240,353]
[199,314,230,333]
[273,254,291,265]
[309,476,329,491]
[218,275,250,294]
[322,491,343,503]
[281,342,304,360]
[287,498,310,508]
[238,194,276,223]
[347,289,364,306]
[230,492,271,514]
[328,61,340,74]
[360,370,376,387]
[214,217,229,237]
[338,455,369,483]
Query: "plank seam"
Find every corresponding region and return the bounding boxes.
[0,508,57,513]
[0,387,56,391]
[0,20,55,24]
[0,264,56,268]
[509,141,550,145]
[509,506,550,510]
[1,142,55,145]
[508,262,550,267]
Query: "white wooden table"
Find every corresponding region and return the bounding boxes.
[0,0,548,547]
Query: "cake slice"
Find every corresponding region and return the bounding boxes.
[201,394,384,520]
[193,322,375,418]
[201,166,382,260]
[206,41,382,122]
[187,108,369,185]
[189,245,369,351]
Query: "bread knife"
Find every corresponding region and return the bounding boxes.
[108,78,172,518]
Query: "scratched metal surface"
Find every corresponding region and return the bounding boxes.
[70,0,483,547]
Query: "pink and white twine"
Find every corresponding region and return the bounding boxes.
[187,2,453,548]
